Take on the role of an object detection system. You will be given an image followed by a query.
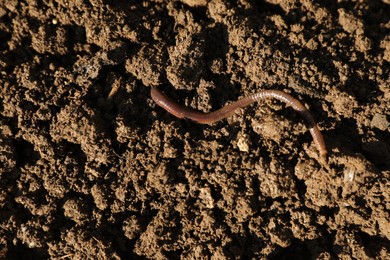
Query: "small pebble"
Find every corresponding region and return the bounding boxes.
[371,113,389,131]
[237,134,250,152]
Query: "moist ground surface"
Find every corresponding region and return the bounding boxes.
[0,0,389,259]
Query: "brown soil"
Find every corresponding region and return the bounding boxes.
[0,0,389,259]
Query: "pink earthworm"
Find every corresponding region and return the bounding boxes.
[151,87,327,158]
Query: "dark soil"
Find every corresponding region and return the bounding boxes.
[0,0,389,259]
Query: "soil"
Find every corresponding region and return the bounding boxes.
[0,0,389,259]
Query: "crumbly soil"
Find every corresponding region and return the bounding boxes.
[0,0,389,259]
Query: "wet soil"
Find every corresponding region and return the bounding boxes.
[0,0,389,259]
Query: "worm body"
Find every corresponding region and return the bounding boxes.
[151,87,327,158]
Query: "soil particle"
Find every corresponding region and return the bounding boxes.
[371,113,390,131]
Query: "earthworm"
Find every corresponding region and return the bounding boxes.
[151,87,327,158]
